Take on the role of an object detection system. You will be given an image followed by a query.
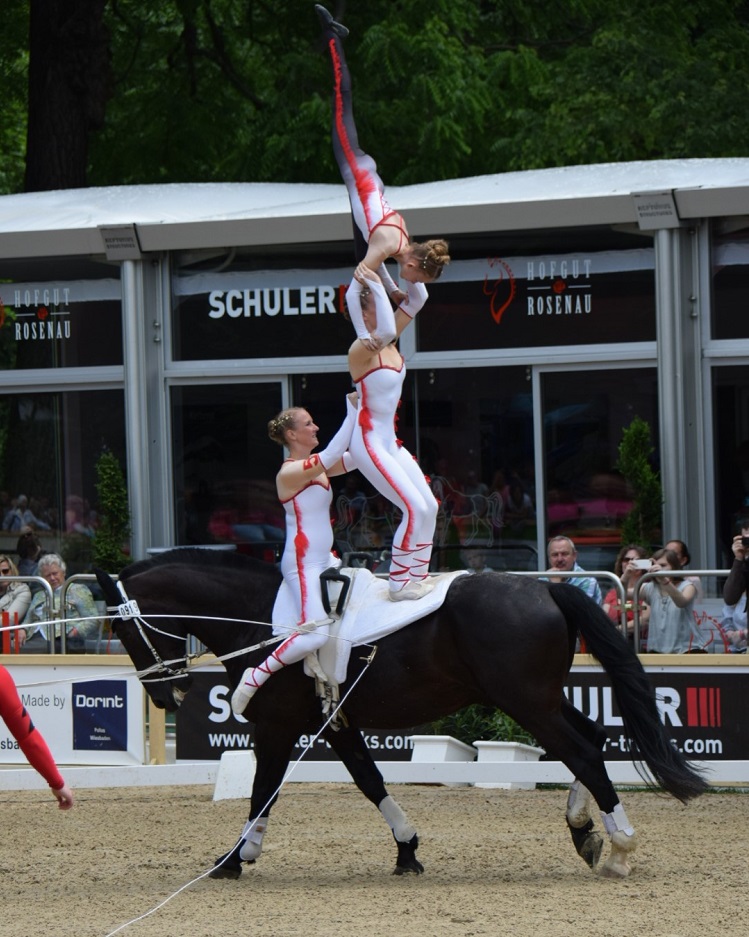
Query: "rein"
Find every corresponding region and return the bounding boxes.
[109,580,285,684]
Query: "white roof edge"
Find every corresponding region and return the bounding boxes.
[1,158,749,258]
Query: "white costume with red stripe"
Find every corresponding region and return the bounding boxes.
[231,402,356,713]
[349,355,437,593]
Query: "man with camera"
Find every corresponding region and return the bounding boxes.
[722,519,749,651]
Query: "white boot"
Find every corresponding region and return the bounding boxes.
[389,580,435,602]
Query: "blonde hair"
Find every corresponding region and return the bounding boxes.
[410,238,451,280]
[267,408,304,446]
[0,555,19,576]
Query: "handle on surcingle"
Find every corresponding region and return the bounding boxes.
[320,567,351,617]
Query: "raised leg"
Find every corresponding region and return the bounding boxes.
[323,723,423,874]
[210,718,300,880]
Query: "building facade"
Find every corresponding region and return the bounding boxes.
[1,158,749,573]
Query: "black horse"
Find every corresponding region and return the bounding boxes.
[96,549,707,880]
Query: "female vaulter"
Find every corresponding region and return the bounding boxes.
[315,4,450,350]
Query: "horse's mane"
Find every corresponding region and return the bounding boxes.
[121,547,281,584]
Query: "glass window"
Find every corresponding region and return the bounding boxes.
[0,257,122,370]
[713,365,749,563]
[711,227,749,340]
[293,367,538,573]
[0,389,126,573]
[171,382,284,557]
[542,368,659,570]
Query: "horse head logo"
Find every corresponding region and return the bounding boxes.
[482,258,517,325]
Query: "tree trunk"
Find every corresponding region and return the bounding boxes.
[24,0,111,192]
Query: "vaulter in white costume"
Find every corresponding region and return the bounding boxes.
[348,269,438,601]
[315,4,450,351]
[231,397,357,713]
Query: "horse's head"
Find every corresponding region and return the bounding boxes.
[96,549,282,712]
[95,566,194,712]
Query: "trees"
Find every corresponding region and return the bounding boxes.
[2,0,749,194]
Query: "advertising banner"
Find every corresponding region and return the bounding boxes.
[176,670,417,761]
[567,664,749,760]
[0,664,145,766]
[176,663,749,763]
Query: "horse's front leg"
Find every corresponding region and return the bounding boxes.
[323,723,423,875]
[210,719,298,880]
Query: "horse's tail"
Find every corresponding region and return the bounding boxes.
[548,582,709,803]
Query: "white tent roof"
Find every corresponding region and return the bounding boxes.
[1,157,749,258]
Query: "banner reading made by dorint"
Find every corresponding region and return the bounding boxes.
[0,664,145,766]
[176,669,419,762]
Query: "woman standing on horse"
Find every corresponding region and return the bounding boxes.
[231,395,357,713]
[347,267,438,600]
[315,4,450,351]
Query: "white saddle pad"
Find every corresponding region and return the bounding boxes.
[272,568,468,684]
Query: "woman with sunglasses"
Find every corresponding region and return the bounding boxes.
[0,556,31,651]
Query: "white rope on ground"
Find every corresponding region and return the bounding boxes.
[100,654,375,937]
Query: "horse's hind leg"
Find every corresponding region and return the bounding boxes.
[561,700,605,869]
[323,723,423,875]
[520,704,637,877]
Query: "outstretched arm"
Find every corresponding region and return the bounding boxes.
[277,394,357,499]
[0,666,72,807]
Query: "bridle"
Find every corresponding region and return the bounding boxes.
[110,581,192,685]
[109,580,284,685]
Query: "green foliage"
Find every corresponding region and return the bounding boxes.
[617,417,662,547]
[430,704,537,746]
[91,449,131,573]
[2,0,749,192]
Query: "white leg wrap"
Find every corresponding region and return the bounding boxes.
[238,816,269,862]
[378,795,417,843]
[601,803,635,837]
[566,780,592,828]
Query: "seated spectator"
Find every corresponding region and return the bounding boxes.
[721,518,749,652]
[2,494,51,532]
[503,481,534,533]
[544,535,602,604]
[0,556,32,650]
[641,548,703,653]
[18,553,99,653]
[602,544,651,643]
[15,528,44,583]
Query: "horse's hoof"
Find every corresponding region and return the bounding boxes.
[393,860,424,876]
[209,850,249,880]
[600,859,631,879]
[579,831,604,869]
[568,818,603,868]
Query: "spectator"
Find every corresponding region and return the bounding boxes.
[18,554,99,653]
[641,548,702,653]
[602,544,650,645]
[721,518,749,652]
[0,556,31,650]
[664,538,703,599]
[2,494,51,532]
[15,528,43,578]
[544,536,602,604]
[503,481,535,534]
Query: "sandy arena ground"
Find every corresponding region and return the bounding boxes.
[2,782,747,937]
